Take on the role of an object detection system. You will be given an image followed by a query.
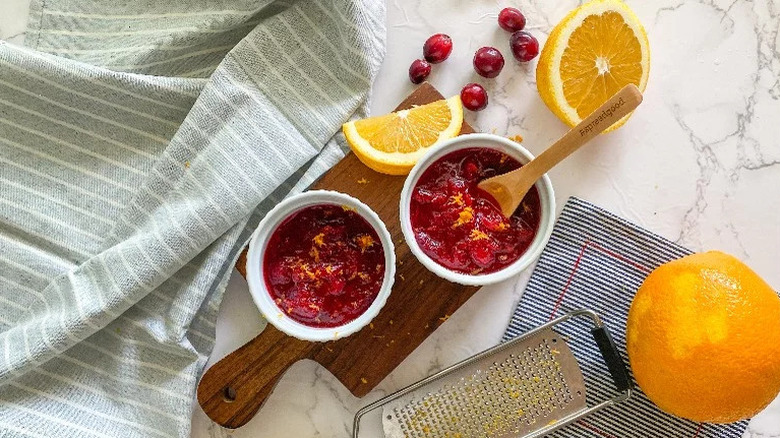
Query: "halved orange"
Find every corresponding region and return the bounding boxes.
[343,96,463,175]
[536,0,650,131]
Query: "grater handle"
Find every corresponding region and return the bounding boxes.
[591,326,632,393]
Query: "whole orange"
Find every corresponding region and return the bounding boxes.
[626,251,780,423]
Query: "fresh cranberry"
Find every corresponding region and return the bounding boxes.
[409,59,431,84]
[498,7,526,32]
[509,31,539,62]
[460,83,488,111]
[473,47,505,78]
[423,33,453,64]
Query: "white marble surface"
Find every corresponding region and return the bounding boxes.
[2,0,779,437]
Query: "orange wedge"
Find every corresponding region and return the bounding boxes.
[343,96,463,175]
[537,0,650,131]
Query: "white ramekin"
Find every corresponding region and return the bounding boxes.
[400,133,555,286]
[246,190,395,342]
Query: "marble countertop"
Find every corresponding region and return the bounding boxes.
[2,0,779,437]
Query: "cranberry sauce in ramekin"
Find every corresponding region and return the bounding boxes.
[263,204,385,328]
[409,147,541,275]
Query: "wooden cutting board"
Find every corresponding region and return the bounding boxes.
[197,83,480,429]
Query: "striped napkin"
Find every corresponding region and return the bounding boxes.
[504,197,749,438]
[0,1,385,437]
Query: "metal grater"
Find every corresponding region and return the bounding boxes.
[352,309,632,438]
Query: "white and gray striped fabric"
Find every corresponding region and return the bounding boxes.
[0,1,386,436]
[504,197,748,437]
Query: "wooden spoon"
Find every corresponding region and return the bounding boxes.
[478,84,643,218]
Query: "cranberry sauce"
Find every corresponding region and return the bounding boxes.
[410,148,541,275]
[263,204,385,328]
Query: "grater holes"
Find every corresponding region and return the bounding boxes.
[388,338,578,437]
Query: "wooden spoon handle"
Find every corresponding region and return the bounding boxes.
[520,83,643,186]
[480,84,643,217]
[196,325,317,429]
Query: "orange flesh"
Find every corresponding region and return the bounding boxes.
[352,100,454,153]
[560,11,643,118]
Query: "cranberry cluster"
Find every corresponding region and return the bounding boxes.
[408,33,453,84]
[408,7,540,112]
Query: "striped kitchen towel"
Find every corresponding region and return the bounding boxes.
[0,1,385,437]
[503,197,749,438]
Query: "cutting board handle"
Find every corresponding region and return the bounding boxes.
[197,325,316,429]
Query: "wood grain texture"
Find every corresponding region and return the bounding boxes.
[197,82,479,429]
